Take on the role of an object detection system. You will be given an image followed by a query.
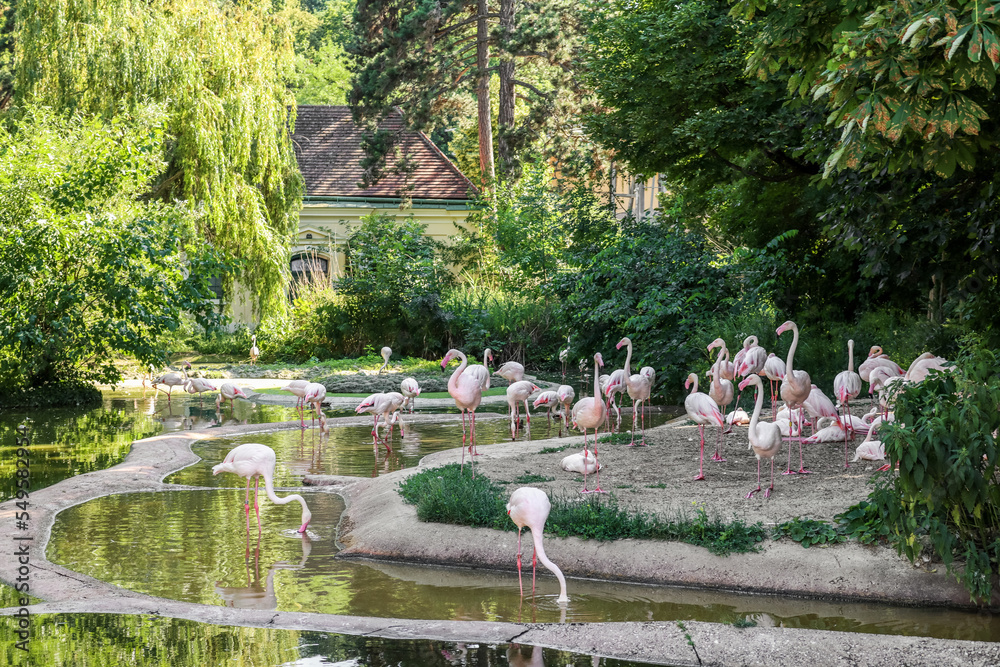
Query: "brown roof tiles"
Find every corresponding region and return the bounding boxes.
[292,105,477,201]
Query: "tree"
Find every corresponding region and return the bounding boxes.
[0,107,229,390]
[8,0,303,319]
[348,0,591,186]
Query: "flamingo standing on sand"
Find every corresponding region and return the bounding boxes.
[217,382,247,413]
[571,352,607,493]
[804,384,846,467]
[707,339,735,460]
[834,339,863,465]
[213,443,311,534]
[739,375,782,499]
[777,320,812,474]
[506,487,569,603]
[378,346,392,373]
[495,360,526,383]
[249,335,260,365]
[684,373,723,481]
[442,349,483,476]
[462,348,494,389]
[616,337,653,446]
[762,353,786,414]
[400,378,420,412]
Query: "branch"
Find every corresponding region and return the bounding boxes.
[512,79,552,100]
[706,148,805,183]
[434,13,501,39]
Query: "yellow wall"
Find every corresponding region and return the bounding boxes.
[223,201,473,327]
[594,169,665,221]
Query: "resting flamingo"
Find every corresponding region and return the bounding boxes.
[706,338,734,460]
[249,334,260,365]
[400,377,420,412]
[378,346,392,373]
[561,449,601,475]
[571,352,607,493]
[776,320,811,474]
[616,337,653,446]
[506,487,568,603]
[904,353,949,383]
[684,373,723,481]
[858,346,904,385]
[739,375,782,499]
[443,349,483,476]
[462,348,494,390]
[762,353,786,414]
[507,380,540,437]
[212,443,311,534]
[495,360,526,383]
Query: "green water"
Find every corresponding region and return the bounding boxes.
[0,613,650,666]
[46,490,1000,640]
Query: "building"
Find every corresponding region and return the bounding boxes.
[226,105,478,325]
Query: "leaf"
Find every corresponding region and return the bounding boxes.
[968,25,984,63]
[982,25,1000,65]
[947,25,973,61]
[901,19,926,45]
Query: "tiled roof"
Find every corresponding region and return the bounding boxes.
[292,105,477,201]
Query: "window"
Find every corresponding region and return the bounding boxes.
[290,254,329,299]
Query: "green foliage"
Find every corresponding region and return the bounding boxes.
[513,473,555,484]
[324,213,453,357]
[730,617,758,629]
[0,107,228,390]
[835,500,890,546]
[0,381,101,409]
[557,218,732,402]
[865,342,1000,602]
[11,0,303,319]
[398,466,767,555]
[772,518,845,548]
[538,444,573,454]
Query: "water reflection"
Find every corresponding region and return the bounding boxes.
[46,491,1000,641]
[0,614,649,667]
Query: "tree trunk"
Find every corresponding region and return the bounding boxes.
[476,0,496,188]
[497,0,515,177]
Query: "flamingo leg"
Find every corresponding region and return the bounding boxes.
[797,410,811,474]
[244,479,252,533]
[694,425,706,481]
[629,401,638,446]
[254,477,261,534]
[592,435,607,494]
[764,458,775,498]
[460,410,467,474]
[516,527,524,597]
[746,459,762,499]
[843,401,851,469]
[712,418,727,462]
[532,549,537,595]
[580,430,591,493]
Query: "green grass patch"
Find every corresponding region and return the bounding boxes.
[514,473,556,484]
[539,444,573,454]
[772,517,845,547]
[398,465,766,555]
[730,617,758,628]
[597,431,637,445]
[646,482,668,489]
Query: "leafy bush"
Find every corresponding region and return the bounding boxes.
[772,517,845,547]
[867,343,1000,603]
[835,500,890,546]
[0,381,101,409]
[397,464,509,529]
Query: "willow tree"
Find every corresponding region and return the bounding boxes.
[9,0,303,318]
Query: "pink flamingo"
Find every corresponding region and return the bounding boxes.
[152,362,190,400]
[281,380,309,411]
[834,339,863,463]
[684,372,724,481]
[249,334,260,365]
[507,380,540,437]
[356,393,387,441]
[442,349,483,476]
[706,338,734,460]
[506,487,568,603]
[462,348,494,390]
[739,375,782,498]
[904,352,949,383]
[776,320,812,474]
[556,384,575,434]
[735,336,767,409]
[400,377,421,412]
[616,337,653,446]
[494,360,526,383]
[532,390,561,425]
[858,346,904,385]
[212,443,311,534]
[302,382,326,429]
[762,353,786,414]
[184,377,217,406]
[378,346,392,373]
[216,382,247,413]
[571,352,607,493]
[602,369,627,429]
[803,384,845,465]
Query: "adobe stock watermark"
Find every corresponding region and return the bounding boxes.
[11,420,33,653]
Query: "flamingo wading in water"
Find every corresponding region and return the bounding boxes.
[442,349,483,477]
[506,487,569,603]
[212,443,311,534]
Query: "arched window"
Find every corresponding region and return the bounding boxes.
[289,254,329,298]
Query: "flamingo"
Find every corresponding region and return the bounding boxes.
[858,346,904,384]
[904,353,949,383]
[184,377,217,404]
[462,348,494,390]
[375,392,406,441]
[556,384,575,434]
[376,346,392,373]
[869,367,904,416]
[442,349,483,476]
[532,390,561,424]
[834,340,863,429]
[571,352,607,493]
[506,380,540,432]
[762,353,786,414]
[706,338,735,460]
[561,449,601,475]
[725,407,750,426]
[602,369,627,428]
[735,336,767,409]
[776,320,812,474]
[356,392,387,441]
[802,417,870,444]
[616,337,653,446]
[739,375,782,499]
[853,416,886,463]
[152,362,190,400]
[281,380,310,421]
[684,373,724,481]
[302,382,327,429]
[249,334,260,365]
[559,338,570,378]
[495,360,526,383]
[400,377,420,412]
[506,487,569,603]
[216,382,247,413]
[212,443,311,534]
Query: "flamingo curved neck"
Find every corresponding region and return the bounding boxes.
[263,472,311,528]
[531,528,568,603]
[748,378,763,448]
[688,375,699,394]
[785,323,800,377]
[622,340,633,377]
[448,352,469,392]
